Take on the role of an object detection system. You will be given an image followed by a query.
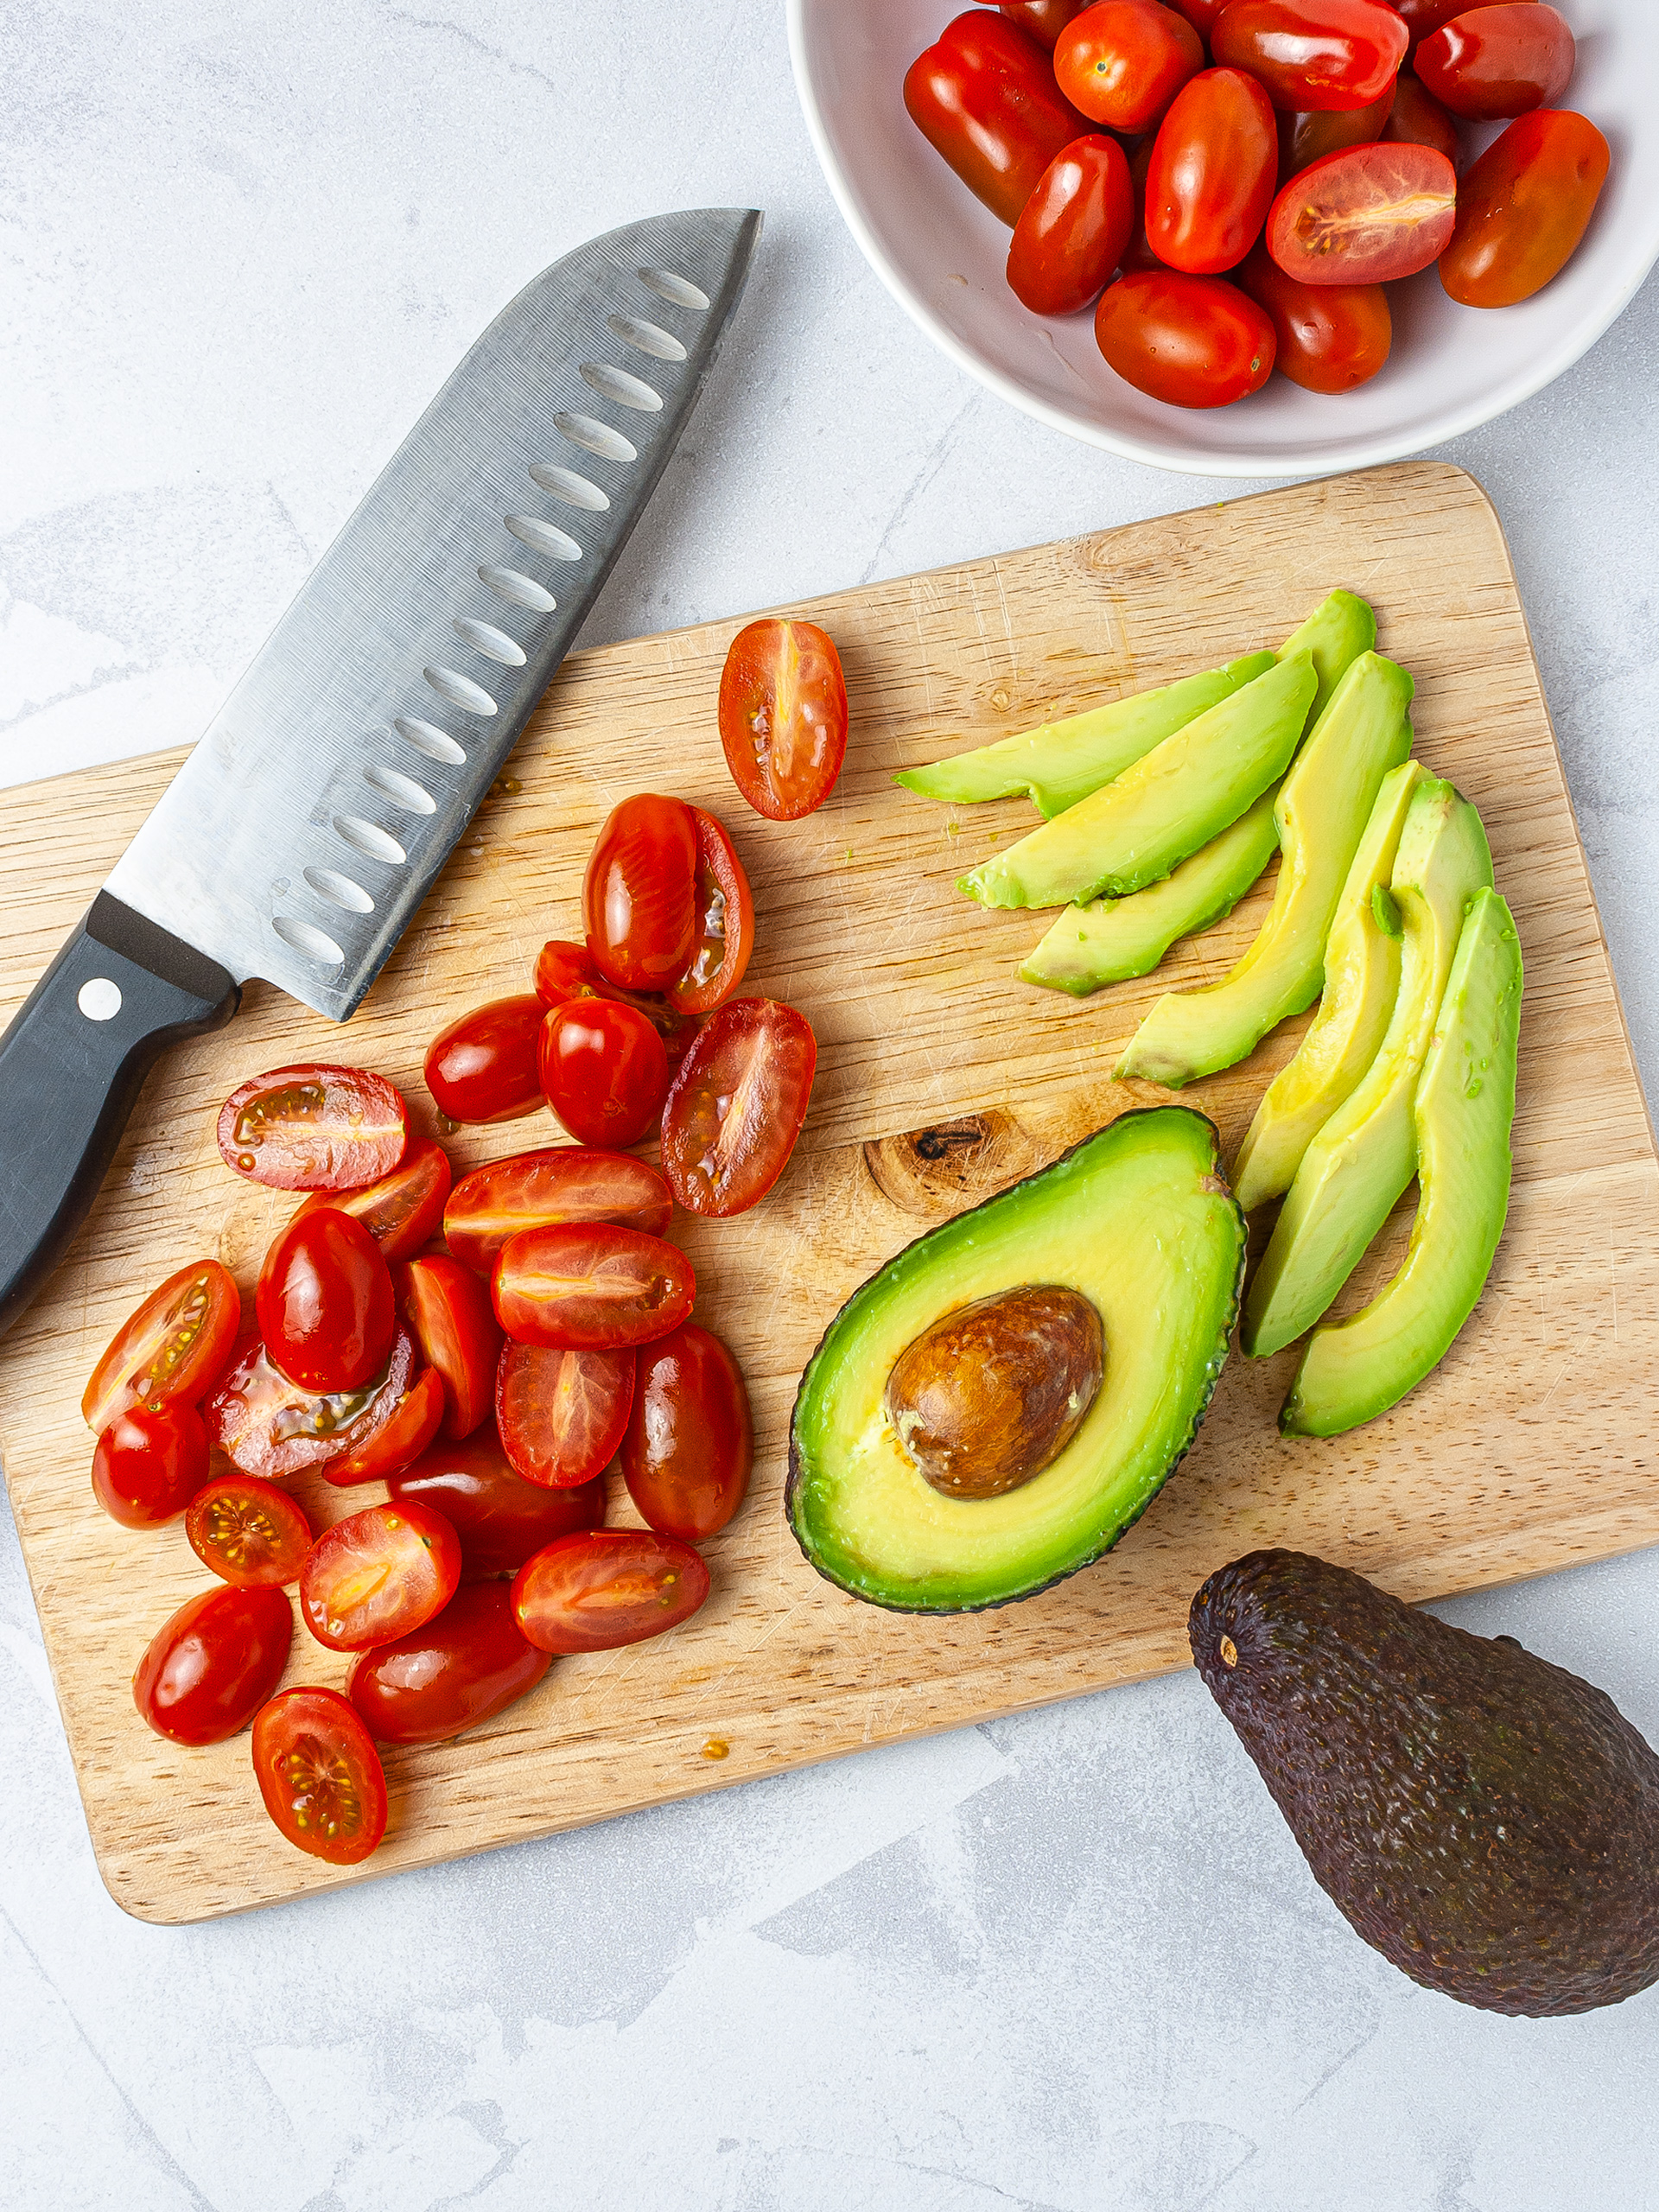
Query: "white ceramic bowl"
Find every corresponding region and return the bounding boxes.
[788,0,1658,476]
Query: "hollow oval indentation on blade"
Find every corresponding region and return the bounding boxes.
[528,462,609,512]
[334,815,407,866]
[395,716,467,766]
[303,866,375,916]
[505,514,582,563]
[423,664,498,716]
[365,763,437,815]
[578,361,664,414]
[606,311,687,363]
[552,411,637,464]
[479,563,557,613]
[639,268,709,311]
[273,914,345,965]
[454,615,528,667]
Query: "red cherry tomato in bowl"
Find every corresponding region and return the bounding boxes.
[583,793,699,993]
[1414,3,1572,119]
[539,998,669,1149]
[397,1252,503,1440]
[1382,69,1462,162]
[1440,109,1609,306]
[92,1401,209,1528]
[511,1529,711,1654]
[1001,0,1086,47]
[218,1064,408,1190]
[187,1475,313,1586]
[671,806,756,1014]
[1281,88,1390,179]
[1237,241,1390,389]
[205,1324,420,1481]
[257,1208,395,1395]
[1007,134,1134,315]
[299,1498,462,1652]
[497,1340,636,1487]
[347,1582,551,1746]
[444,1147,673,1275]
[718,620,849,823]
[1266,140,1456,283]
[1211,0,1408,111]
[133,1584,293,1745]
[621,1324,753,1541]
[1095,270,1276,406]
[493,1224,696,1350]
[424,995,547,1125]
[660,997,818,1218]
[389,1424,606,1579]
[905,10,1091,226]
[291,1136,451,1263]
[82,1258,240,1433]
[252,1687,387,1865]
[1167,0,1229,30]
[1146,68,1279,274]
[1054,2,1205,133]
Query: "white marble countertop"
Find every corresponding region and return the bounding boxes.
[5,5,1659,2206]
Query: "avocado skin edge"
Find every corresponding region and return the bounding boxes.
[1191,1550,1659,2017]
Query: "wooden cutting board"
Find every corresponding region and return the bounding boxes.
[4,459,1656,1924]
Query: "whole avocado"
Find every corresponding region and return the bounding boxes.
[1190,1549,1659,2017]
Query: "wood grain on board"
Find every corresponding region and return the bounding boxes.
[3,460,1656,1923]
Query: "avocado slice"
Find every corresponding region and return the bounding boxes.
[1242,779,1493,1359]
[959,652,1317,912]
[787,1107,1245,1613]
[1116,652,1414,1089]
[897,653,1275,819]
[1231,760,1427,1212]
[1275,588,1376,726]
[1281,888,1522,1435]
[1192,1549,1659,2016]
[1020,785,1281,996]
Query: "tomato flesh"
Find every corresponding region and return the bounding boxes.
[1211,0,1408,111]
[1054,2,1205,134]
[82,1259,239,1433]
[398,1252,504,1440]
[1266,141,1456,283]
[92,1401,208,1529]
[583,793,699,994]
[133,1584,293,1745]
[659,997,818,1219]
[539,998,670,1150]
[670,807,756,1015]
[206,1324,419,1481]
[187,1475,313,1586]
[321,1363,446,1488]
[1007,134,1134,315]
[1440,108,1608,308]
[252,1687,387,1865]
[218,1064,408,1190]
[1000,0,1086,48]
[292,1136,451,1263]
[496,1340,636,1487]
[347,1582,550,1746]
[621,1324,753,1542]
[512,1529,711,1654]
[1414,3,1572,120]
[299,1498,462,1652]
[717,620,849,823]
[424,996,548,1125]
[389,1426,606,1580]
[1237,242,1390,390]
[493,1224,696,1351]
[1096,270,1276,405]
[444,1147,673,1275]
[1382,69,1461,162]
[257,1207,396,1395]
[1147,69,1279,275]
[905,10,1091,226]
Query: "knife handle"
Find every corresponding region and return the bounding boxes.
[0,893,239,1338]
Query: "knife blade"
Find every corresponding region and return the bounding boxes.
[0,207,761,1336]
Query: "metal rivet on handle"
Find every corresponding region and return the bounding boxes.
[77,977,122,1020]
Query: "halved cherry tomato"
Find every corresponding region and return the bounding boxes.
[1055,2,1205,132]
[133,1584,293,1745]
[91,1401,209,1529]
[621,1324,753,1542]
[512,1529,711,1654]
[660,997,818,1218]
[321,1363,445,1487]
[348,1583,551,1746]
[539,999,670,1150]
[218,1065,408,1190]
[252,1687,387,1865]
[583,794,699,994]
[905,10,1091,226]
[532,941,702,1071]
[496,1340,636,1487]
[206,1324,418,1480]
[1382,69,1461,162]
[1211,0,1408,110]
[1440,108,1609,307]
[299,1498,462,1652]
[444,1147,673,1275]
[1237,241,1390,388]
[424,996,547,1125]
[718,620,849,823]
[397,1252,503,1440]
[671,807,756,1014]
[1167,0,1228,31]
[1281,89,1389,180]
[257,1208,395,1395]
[1415,3,1571,119]
[389,1425,606,1579]
[1007,135,1134,314]
[493,1224,696,1350]
[1001,0,1086,48]
[1266,140,1456,282]
[1096,268,1275,406]
[187,1475,313,1586]
[291,1137,451,1264]
[1147,69,1278,274]
[82,1259,240,1433]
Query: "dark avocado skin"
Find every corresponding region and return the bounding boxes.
[1191,1549,1659,2017]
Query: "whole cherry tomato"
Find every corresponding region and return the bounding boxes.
[660,997,818,1218]
[621,1324,753,1542]
[91,1401,209,1529]
[424,995,547,1125]
[1147,69,1278,273]
[1167,0,1228,28]
[1001,0,1087,47]
[187,1475,313,1586]
[512,1529,711,1654]
[583,794,699,994]
[133,1584,293,1745]
[531,941,701,1069]
[1095,270,1275,405]
[397,1251,503,1440]
[1389,0,1489,52]
[1055,2,1204,131]
[300,1498,462,1651]
[82,1258,239,1433]
[539,998,670,1150]
[671,807,756,1014]
[1118,130,1169,274]
[1007,135,1134,314]
[1414,3,1572,120]
[496,1340,636,1487]
[291,1137,451,1263]
[217,1064,408,1190]
[1382,69,1461,162]
[206,1324,419,1481]
[348,1582,551,1746]
[1266,140,1456,282]
[1237,241,1390,388]
[389,1425,606,1579]
[1211,0,1408,110]
[321,1363,445,1487]
[444,1147,673,1275]
[718,620,849,823]
[1281,88,1389,179]
[493,1224,696,1350]
[257,1208,395,1395]
[905,10,1091,226]
[1440,108,1609,306]
[252,1687,387,1865]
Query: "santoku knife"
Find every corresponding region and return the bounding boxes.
[0,207,761,1336]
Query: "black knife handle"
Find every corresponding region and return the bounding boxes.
[0,893,239,1338]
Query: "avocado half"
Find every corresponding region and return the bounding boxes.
[787,1107,1246,1613]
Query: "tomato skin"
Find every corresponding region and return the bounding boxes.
[583,794,700,994]
[257,1208,396,1395]
[444,1147,674,1275]
[206,1324,418,1481]
[512,1529,711,1654]
[1237,241,1390,389]
[1167,0,1229,33]
[1055,3,1204,132]
[300,1498,462,1652]
[670,808,756,1015]
[92,1402,209,1529]
[660,997,818,1219]
[187,1475,312,1586]
[717,620,849,823]
[905,10,1091,226]
[1147,70,1278,273]
[1415,3,1571,120]
[493,1224,696,1351]
[1211,0,1408,111]
[424,996,547,1126]
[397,1252,504,1440]
[218,1065,408,1190]
[133,1584,293,1745]
[291,1137,451,1264]
[1007,135,1134,314]
[389,1426,606,1579]
[252,1687,387,1865]
[1096,269,1275,405]
[539,999,670,1150]
[531,942,701,1070]
[1382,68,1461,162]
[82,1259,240,1433]
[1281,88,1389,179]
[321,1363,446,1487]
[1440,108,1609,307]
[621,1325,753,1542]
[1001,0,1086,48]
[1266,140,1456,282]
[497,1340,636,1488]
[347,1582,550,1746]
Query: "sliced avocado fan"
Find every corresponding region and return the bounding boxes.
[1276,589,1376,727]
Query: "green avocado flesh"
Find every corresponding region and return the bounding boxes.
[1281,889,1521,1436]
[1020,786,1281,996]
[896,653,1275,819]
[1275,589,1376,728]
[1242,778,1494,1360]
[1116,652,1414,1089]
[959,653,1317,912]
[787,1108,1245,1613]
